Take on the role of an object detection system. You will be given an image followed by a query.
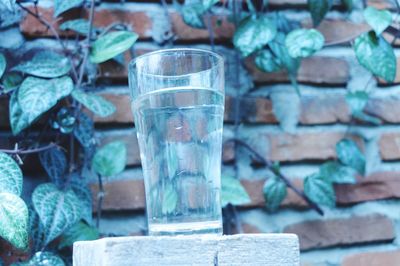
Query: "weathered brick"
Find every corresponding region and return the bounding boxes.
[245,56,350,85]
[379,133,400,160]
[231,223,263,234]
[97,130,234,166]
[303,19,370,46]
[97,93,350,125]
[379,58,400,85]
[266,132,360,162]
[91,179,146,211]
[22,3,366,43]
[97,132,142,166]
[20,7,152,39]
[342,250,400,266]
[90,171,400,211]
[94,93,134,124]
[240,178,307,208]
[336,172,400,204]
[367,0,395,10]
[283,214,395,250]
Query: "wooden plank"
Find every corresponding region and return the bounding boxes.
[73,234,300,266]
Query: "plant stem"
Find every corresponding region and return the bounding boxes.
[231,138,324,216]
[77,0,96,87]
[0,143,58,155]
[206,13,215,51]
[96,174,105,228]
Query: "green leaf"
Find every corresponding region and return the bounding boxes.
[69,173,92,225]
[9,91,30,135]
[181,3,205,29]
[308,0,332,26]
[59,19,92,35]
[74,112,95,147]
[2,72,23,93]
[13,51,71,78]
[363,6,392,35]
[71,89,116,117]
[285,29,325,58]
[342,0,352,11]
[54,0,84,17]
[354,31,396,82]
[92,141,127,177]
[0,152,22,195]
[269,32,300,91]
[320,162,357,184]
[263,177,287,212]
[29,207,46,252]
[255,50,282,72]
[32,183,82,245]
[90,31,138,63]
[336,139,366,175]
[1,0,15,11]
[304,173,335,207]
[39,147,67,187]
[0,192,29,250]
[162,182,178,215]
[58,221,99,249]
[13,252,65,266]
[18,76,74,124]
[0,53,6,79]
[221,175,251,207]
[165,142,179,179]
[203,0,218,9]
[233,16,277,57]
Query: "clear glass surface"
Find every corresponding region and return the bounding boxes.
[129,49,225,235]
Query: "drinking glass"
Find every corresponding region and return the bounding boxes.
[129,48,225,235]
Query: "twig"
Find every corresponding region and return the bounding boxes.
[205,13,215,51]
[77,0,96,87]
[0,143,58,155]
[98,22,127,38]
[231,138,325,216]
[16,1,79,82]
[96,174,105,228]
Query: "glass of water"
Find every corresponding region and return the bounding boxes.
[129,49,225,235]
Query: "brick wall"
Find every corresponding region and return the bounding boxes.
[2,0,400,265]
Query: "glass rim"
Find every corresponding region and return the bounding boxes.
[128,48,224,79]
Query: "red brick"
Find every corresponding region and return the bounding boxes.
[246,56,350,85]
[379,133,400,160]
[284,214,395,250]
[336,172,400,204]
[379,58,400,85]
[232,223,263,234]
[367,0,395,10]
[303,19,370,46]
[88,170,400,211]
[97,132,142,166]
[98,131,234,166]
[266,132,362,162]
[20,7,152,39]
[93,93,134,124]
[91,179,146,211]
[342,250,400,266]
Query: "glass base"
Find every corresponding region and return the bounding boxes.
[148,220,222,236]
